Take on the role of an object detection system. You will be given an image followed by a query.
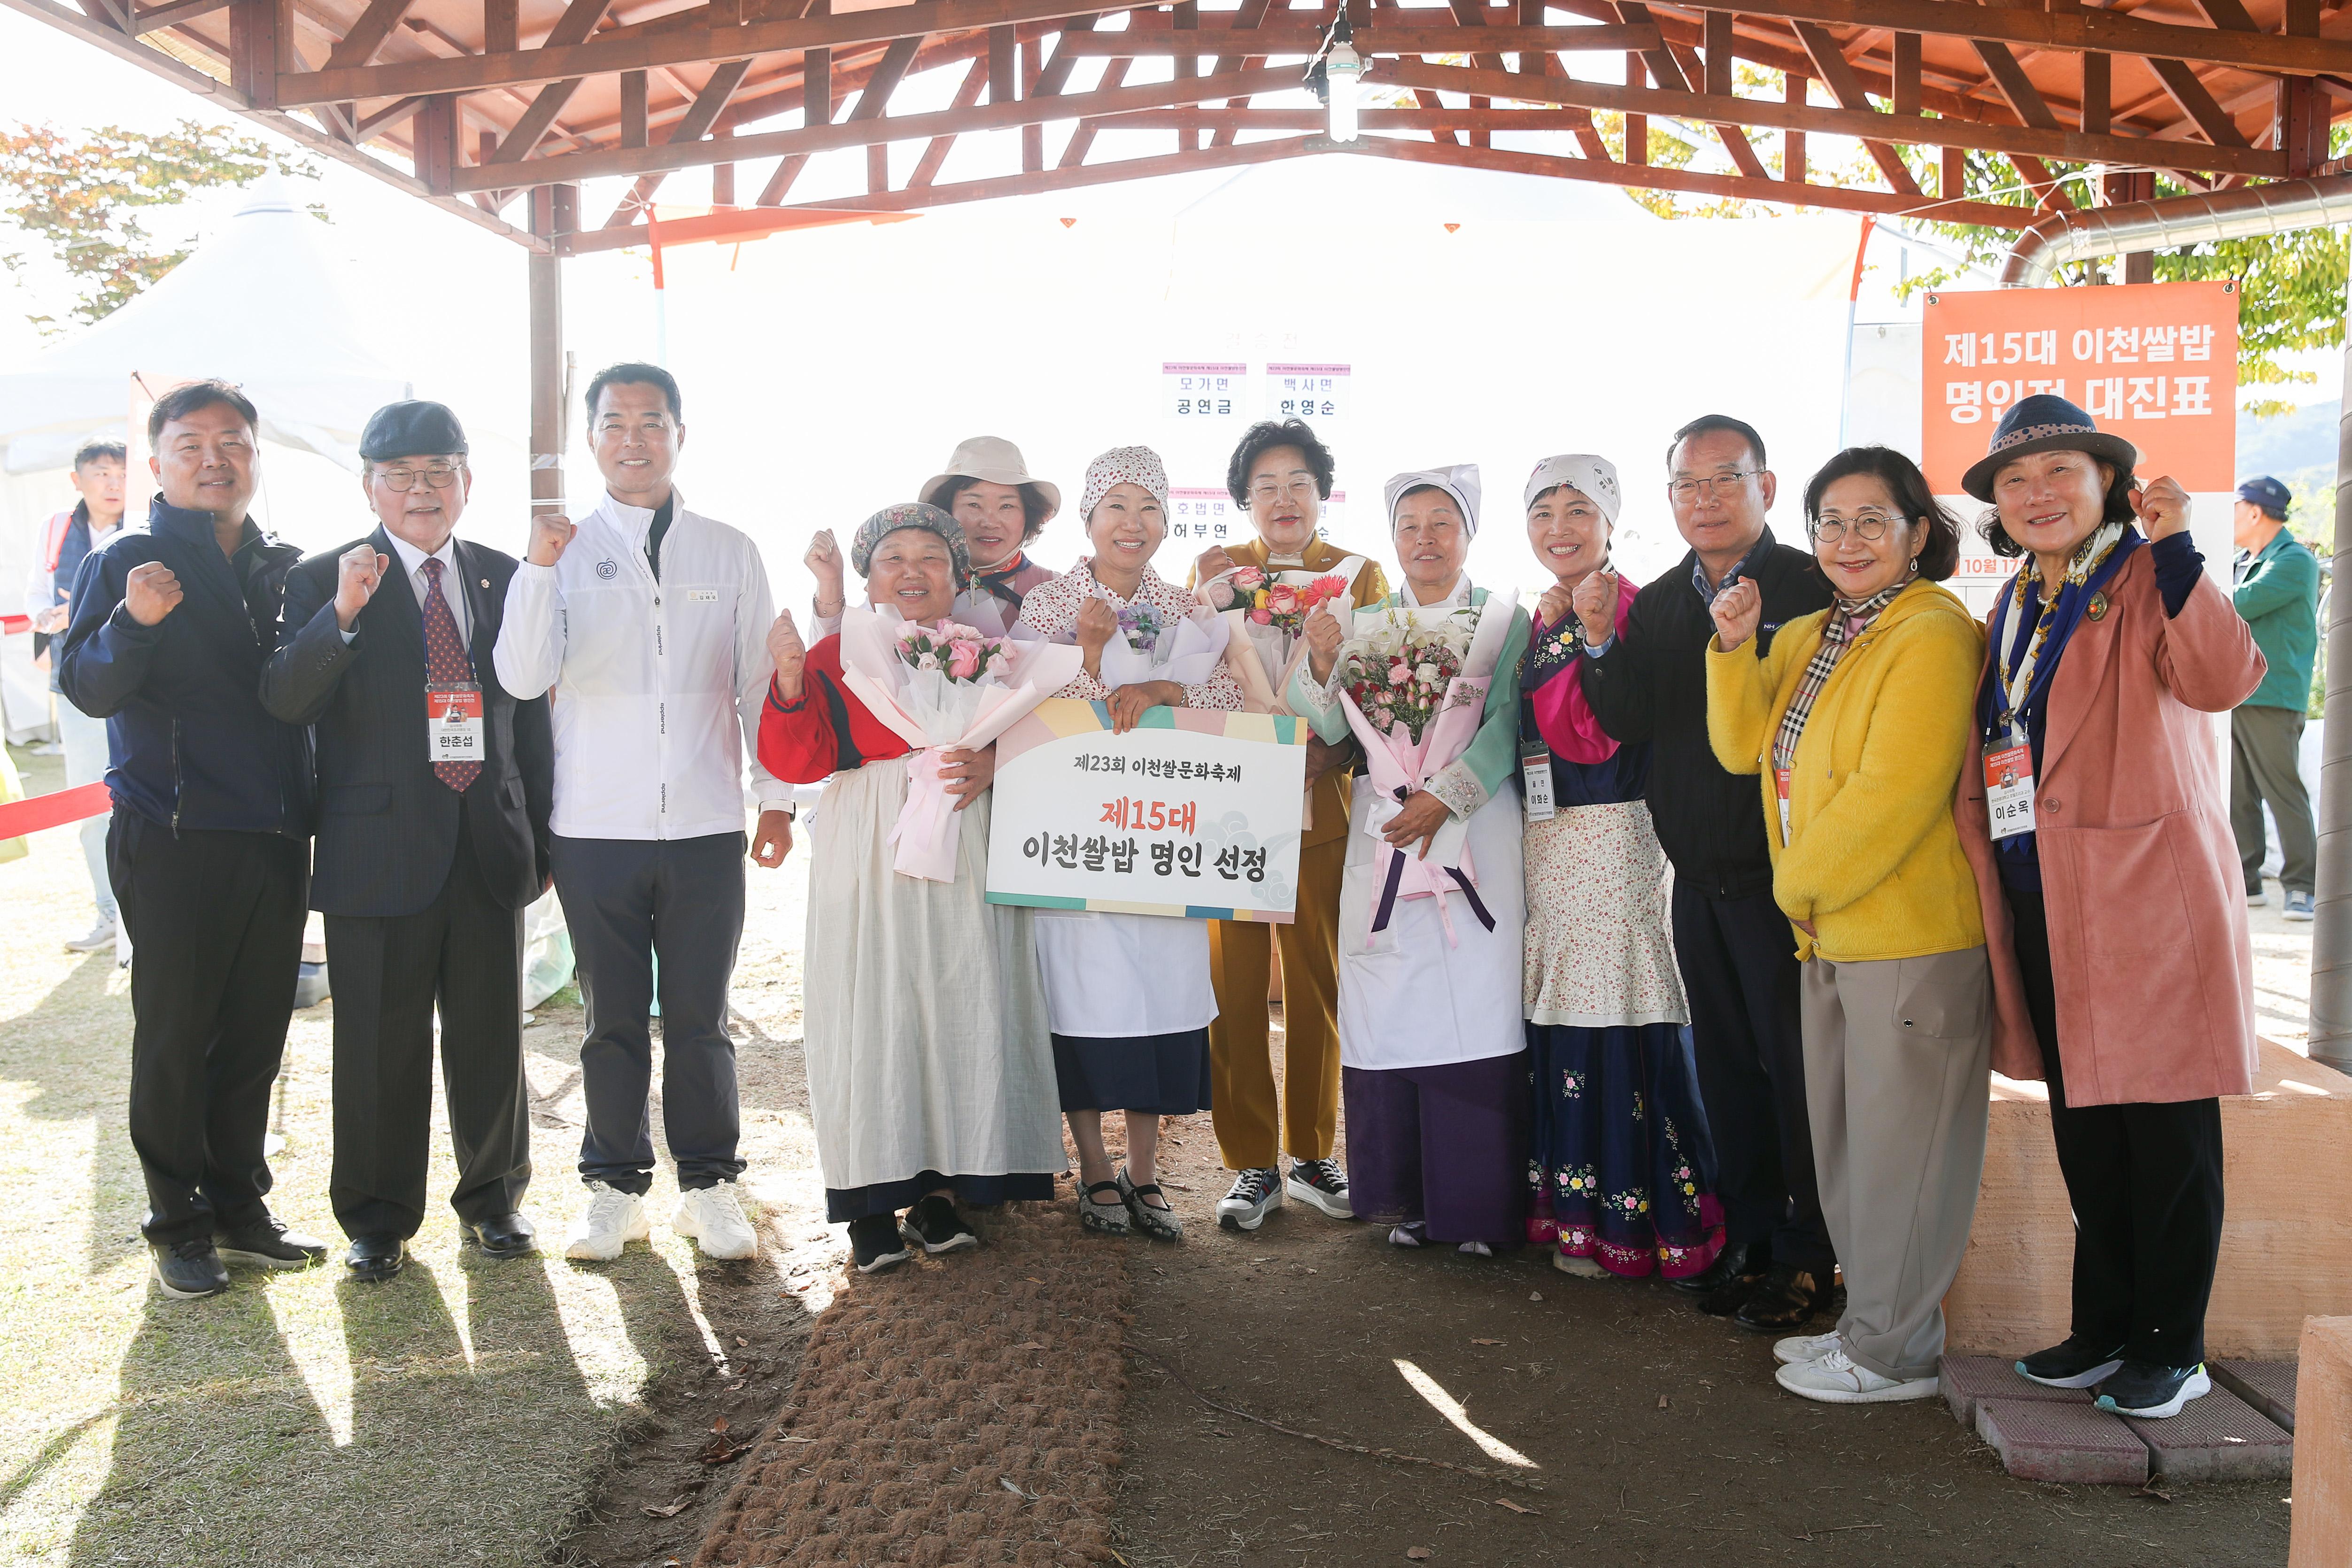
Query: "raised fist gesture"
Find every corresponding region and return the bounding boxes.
[1710,577,1762,652]
[1571,567,1620,648]
[1536,582,1575,633]
[527,511,576,568]
[124,561,183,627]
[1304,600,1348,683]
[334,543,388,631]
[2131,475,2190,541]
[805,529,846,611]
[1193,544,1238,587]
[768,608,807,700]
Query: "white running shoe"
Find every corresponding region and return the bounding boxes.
[1215,1167,1284,1232]
[1773,1329,1845,1367]
[1284,1158,1354,1219]
[1774,1347,1939,1405]
[565,1180,650,1261]
[675,1181,758,1260]
[64,918,117,953]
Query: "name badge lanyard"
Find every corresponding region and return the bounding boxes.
[1985,585,2050,840]
[1518,617,1580,823]
[426,585,487,764]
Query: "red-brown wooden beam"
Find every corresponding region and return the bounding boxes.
[908,54,985,185]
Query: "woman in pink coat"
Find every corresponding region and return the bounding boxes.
[1956,395,2264,1421]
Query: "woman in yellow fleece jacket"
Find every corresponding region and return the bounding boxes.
[1705,446,1989,1410]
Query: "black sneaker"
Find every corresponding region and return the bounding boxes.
[2015,1334,2127,1390]
[2096,1360,2212,1418]
[898,1195,979,1255]
[1215,1167,1283,1232]
[151,1238,230,1299]
[849,1213,911,1274]
[1285,1158,1353,1219]
[216,1215,329,1269]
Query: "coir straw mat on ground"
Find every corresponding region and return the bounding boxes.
[696,1186,1129,1566]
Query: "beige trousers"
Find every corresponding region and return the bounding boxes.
[1800,945,1993,1383]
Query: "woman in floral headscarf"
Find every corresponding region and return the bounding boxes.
[1517,455,1724,1285]
[758,503,1064,1276]
[1016,448,1244,1242]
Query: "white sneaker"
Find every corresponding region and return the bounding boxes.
[65,917,117,952]
[564,1180,650,1261]
[1774,1346,1939,1405]
[1552,1251,1607,1279]
[1215,1167,1284,1232]
[1773,1329,1845,1367]
[674,1181,758,1260]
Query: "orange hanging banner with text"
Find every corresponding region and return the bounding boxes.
[1920,279,2239,496]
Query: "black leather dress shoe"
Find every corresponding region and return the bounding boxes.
[1697,1244,1774,1317]
[1735,1262,1833,1333]
[346,1235,406,1283]
[1671,1238,1764,1297]
[467,1213,538,1258]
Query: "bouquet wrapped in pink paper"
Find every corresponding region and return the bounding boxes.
[1323,593,1520,943]
[833,607,1083,881]
[1196,560,1366,716]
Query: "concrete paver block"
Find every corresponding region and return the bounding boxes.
[1975,1397,2148,1486]
[1940,1354,2093,1426]
[2122,1383,2293,1483]
[2213,1359,2298,1432]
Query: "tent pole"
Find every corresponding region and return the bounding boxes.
[2310,283,2352,1073]
[528,189,568,519]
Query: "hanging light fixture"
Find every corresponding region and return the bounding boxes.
[1307,8,1367,144]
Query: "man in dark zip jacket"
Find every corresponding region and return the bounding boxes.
[57,379,327,1300]
[1575,414,1837,1335]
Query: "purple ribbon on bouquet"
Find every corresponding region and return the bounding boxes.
[1369,784,1497,937]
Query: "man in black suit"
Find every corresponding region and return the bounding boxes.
[262,401,552,1282]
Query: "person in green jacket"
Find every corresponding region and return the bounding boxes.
[2228,475,2320,920]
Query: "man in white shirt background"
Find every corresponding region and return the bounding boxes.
[27,436,128,956]
[494,362,795,1263]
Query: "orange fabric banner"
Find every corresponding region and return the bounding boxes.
[1921,279,2239,495]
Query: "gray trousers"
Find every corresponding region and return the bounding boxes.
[1800,946,1992,1383]
[2230,704,2315,896]
[550,831,747,1195]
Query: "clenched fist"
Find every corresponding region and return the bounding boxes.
[334,544,389,631]
[124,561,183,627]
[805,529,845,611]
[1304,601,1347,683]
[768,608,807,700]
[1075,597,1118,660]
[527,511,576,568]
[1536,582,1575,633]
[1710,578,1762,651]
[1571,568,1620,649]
[1193,545,1238,587]
[2131,475,2190,541]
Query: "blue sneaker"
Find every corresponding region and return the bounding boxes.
[2285,890,2315,921]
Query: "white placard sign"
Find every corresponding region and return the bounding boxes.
[1162,361,1247,420]
[1265,361,1350,420]
[984,701,1310,922]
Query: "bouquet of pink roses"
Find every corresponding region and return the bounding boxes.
[1335,624,1470,745]
[895,619,1016,683]
[1205,567,1350,635]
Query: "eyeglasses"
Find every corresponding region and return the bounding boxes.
[374,463,464,492]
[1249,477,1319,505]
[1810,511,1908,544]
[1668,471,1759,502]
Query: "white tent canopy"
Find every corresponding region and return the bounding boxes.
[0,176,407,475]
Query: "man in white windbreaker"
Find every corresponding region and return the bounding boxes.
[494,361,796,1264]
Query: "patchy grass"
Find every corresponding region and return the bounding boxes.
[0,742,838,1568]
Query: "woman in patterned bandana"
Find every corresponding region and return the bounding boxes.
[1707,445,1987,1409]
[1516,454,1725,1290]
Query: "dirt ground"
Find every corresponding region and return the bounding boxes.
[1102,1041,2294,1568]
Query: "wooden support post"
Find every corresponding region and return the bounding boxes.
[1783,68,1804,182]
[2281,0,2326,177]
[1942,143,1964,201]
[527,187,566,517]
[484,0,515,55]
[989,23,1016,105]
[620,70,648,148]
[713,122,736,204]
[413,93,457,193]
[1023,33,1044,170]
[1175,1,1199,151]
[228,0,279,109]
[805,46,831,127]
[1701,8,1732,98]
[2080,50,2110,136]
[1891,31,1919,118]
[1624,50,1646,164]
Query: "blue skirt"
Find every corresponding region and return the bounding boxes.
[1525,1021,1725,1278]
[1051,1028,1213,1114]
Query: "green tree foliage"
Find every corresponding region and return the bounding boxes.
[0,119,319,334]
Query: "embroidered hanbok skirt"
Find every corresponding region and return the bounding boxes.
[1521,800,1724,1277]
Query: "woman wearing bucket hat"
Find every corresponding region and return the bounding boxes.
[805,437,1061,636]
[1953,394,2265,1420]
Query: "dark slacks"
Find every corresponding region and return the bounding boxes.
[2229,704,2315,896]
[1342,1052,1528,1248]
[2006,885,2225,1366]
[1669,881,1834,1274]
[108,814,309,1246]
[325,798,531,1240]
[550,831,746,1195]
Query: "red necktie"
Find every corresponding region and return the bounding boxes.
[420,557,481,793]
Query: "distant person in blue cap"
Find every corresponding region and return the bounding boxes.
[2228,474,2319,920]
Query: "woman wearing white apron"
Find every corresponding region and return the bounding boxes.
[1016,448,1245,1241]
[1288,465,1532,1255]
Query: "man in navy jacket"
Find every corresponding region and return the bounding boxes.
[58,379,327,1300]
[262,401,552,1282]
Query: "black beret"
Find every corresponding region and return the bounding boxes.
[360,400,468,462]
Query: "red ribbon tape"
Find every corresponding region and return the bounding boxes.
[0,782,111,838]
